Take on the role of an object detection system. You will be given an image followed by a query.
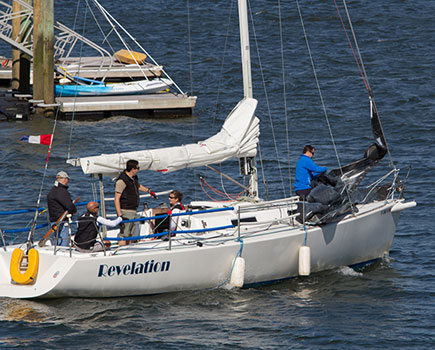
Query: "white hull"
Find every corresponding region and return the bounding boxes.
[55,78,172,97]
[0,199,415,299]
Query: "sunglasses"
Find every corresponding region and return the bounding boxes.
[169,195,175,199]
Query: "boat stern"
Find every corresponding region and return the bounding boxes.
[0,246,76,299]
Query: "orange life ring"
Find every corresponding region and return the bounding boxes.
[10,248,39,285]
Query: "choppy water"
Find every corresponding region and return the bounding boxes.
[0,0,433,348]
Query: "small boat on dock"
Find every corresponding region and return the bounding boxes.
[0,56,163,86]
[55,78,173,97]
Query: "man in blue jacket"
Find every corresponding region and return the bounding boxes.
[294,145,327,199]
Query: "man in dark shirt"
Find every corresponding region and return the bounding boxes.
[74,201,122,252]
[114,160,157,246]
[47,171,77,246]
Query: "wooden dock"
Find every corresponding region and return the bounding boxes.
[0,54,196,119]
[38,93,197,119]
[1,56,196,119]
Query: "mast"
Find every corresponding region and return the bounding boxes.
[238,0,258,198]
[238,0,252,98]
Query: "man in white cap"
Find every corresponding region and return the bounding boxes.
[47,170,77,246]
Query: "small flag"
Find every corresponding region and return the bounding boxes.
[20,134,52,146]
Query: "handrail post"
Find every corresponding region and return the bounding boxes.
[168,212,172,251]
[0,229,7,251]
[67,214,73,257]
[237,206,241,239]
[98,174,107,238]
[97,230,107,256]
[53,225,58,255]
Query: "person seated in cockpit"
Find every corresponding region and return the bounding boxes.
[74,201,122,252]
[152,190,185,238]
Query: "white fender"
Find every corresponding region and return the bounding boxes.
[230,257,245,288]
[298,246,310,276]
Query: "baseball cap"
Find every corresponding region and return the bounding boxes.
[56,171,69,179]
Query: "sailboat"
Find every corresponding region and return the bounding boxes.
[0,0,415,299]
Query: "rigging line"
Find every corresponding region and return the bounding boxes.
[257,142,269,201]
[294,0,354,206]
[85,1,131,83]
[91,0,166,88]
[92,0,150,82]
[207,164,249,191]
[67,3,90,160]
[86,0,116,55]
[341,0,371,92]
[333,0,368,90]
[212,0,234,125]
[247,0,287,198]
[72,0,82,33]
[187,1,196,199]
[86,0,116,53]
[277,0,293,194]
[341,0,395,170]
[27,107,63,250]
[200,178,238,201]
[85,0,117,77]
[92,0,185,95]
[186,0,193,96]
[200,179,220,202]
[202,177,238,199]
[91,178,98,201]
[219,163,237,200]
[203,180,226,197]
[186,1,197,201]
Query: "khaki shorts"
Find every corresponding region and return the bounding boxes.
[119,210,137,237]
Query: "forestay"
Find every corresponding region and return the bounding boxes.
[69,98,259,176]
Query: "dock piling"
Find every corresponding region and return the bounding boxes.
[33,0,54,116]
[11,0,31,94]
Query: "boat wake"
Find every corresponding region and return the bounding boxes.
[336,266,363,277]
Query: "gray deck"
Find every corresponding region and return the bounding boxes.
[0,56,163,84]
[49,93,197,118]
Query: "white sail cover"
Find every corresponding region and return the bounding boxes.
[71,98,259,175]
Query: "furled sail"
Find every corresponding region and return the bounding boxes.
[69,98,259,176]
[328,98,387,190]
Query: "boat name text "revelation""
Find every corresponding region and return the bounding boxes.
[98,259,170,277]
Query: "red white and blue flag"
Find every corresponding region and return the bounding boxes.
[20,134,52,146]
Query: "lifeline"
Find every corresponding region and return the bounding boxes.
[98,259,171,277]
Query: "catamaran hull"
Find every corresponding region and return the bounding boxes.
[0,200,413,299]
